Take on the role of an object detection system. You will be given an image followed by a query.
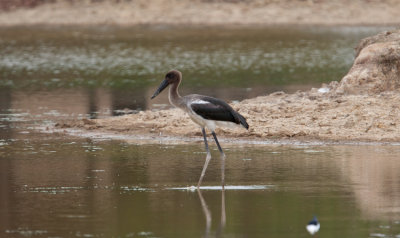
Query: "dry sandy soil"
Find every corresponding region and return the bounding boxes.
[56,88,400,144]
[1,0,400,26]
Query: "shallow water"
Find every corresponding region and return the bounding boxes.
[1,25,400,237]
[1,133,400,238]
[1,110,400,238]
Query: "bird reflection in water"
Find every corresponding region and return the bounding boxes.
[197,189,226,238]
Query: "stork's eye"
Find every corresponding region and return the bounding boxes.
[167,73,176,79]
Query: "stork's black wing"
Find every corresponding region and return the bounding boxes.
[189,96,249,129]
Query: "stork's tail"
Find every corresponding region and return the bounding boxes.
[237,113,249,130]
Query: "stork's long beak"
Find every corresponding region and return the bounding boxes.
[151,79,169,99]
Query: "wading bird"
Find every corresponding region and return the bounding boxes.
[151,70,249,188]
[306,216,320,235]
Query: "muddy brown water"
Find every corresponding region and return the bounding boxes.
[1,25,400,237]
[1,128,400,237]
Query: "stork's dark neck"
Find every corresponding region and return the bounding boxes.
[168,80,183,108]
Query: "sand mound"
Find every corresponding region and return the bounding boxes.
[335,29,400,94]
[56,29,400,143]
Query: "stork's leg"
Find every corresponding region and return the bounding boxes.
[211,131,226,188]
[198,128,212,188]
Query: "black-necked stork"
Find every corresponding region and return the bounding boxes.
[306,216,320,235]
[151,70,249,188]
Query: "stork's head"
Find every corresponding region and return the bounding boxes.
[151,70,182,99]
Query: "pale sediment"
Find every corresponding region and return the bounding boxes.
[56,89,400,143]
[1,0,400,26]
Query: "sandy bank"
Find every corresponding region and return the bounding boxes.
[1,0,400,26]
[56,89,400,143]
